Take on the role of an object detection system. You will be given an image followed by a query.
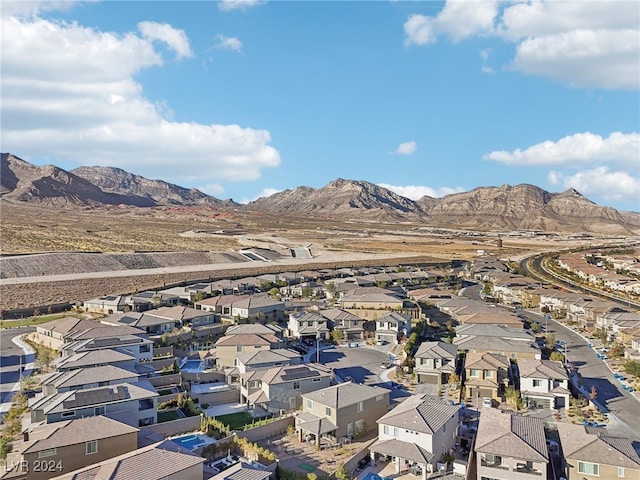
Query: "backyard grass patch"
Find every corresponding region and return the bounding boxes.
[214,412,254,431]
[157,410,181,423]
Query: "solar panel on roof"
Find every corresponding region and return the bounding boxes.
[281,367,321,381]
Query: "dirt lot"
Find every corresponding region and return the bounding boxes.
[0,200,596,313]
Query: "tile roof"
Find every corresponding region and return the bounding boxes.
[23,416,138,453]
[236,348,301,366]
[454,335,538,354]
[226,324,281,335]
[243,364,332,385]
[42,365,139,389]
[464,352,510,370]
[414,341,458,359]
[376,394,459,434]
[65,325,146,340]
[55,349,135,370]
[455,324,534,341]
[302,382,388,409]
[212,462,272,480]
[296,412,337,435]
[557,422,640,468]
[38,318,100,335]
[475,410,548,462]
[370,438,434,465]
[51,440,204,480]
[517,359,568,380]
[215,334,276,347]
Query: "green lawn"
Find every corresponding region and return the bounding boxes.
[158,410,181,423]
[215,412,254,431]
[1,313,83,329]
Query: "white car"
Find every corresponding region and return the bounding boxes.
[482,397,492,408]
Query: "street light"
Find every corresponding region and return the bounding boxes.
[316,333,321,363]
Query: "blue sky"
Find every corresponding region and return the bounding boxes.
[2,1,639,211]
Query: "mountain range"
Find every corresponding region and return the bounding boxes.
[2,153,639,235]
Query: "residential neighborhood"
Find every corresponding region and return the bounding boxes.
[1,253,640,480]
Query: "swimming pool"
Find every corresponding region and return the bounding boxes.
[170,433,214,451]
[180,359,206,373]
[361,473,392,480]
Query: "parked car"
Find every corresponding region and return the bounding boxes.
[482,397,493,408]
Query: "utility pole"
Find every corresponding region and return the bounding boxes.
[316,333,321,363]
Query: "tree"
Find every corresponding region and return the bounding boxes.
[530,322,540,334]
[609,343,625,358]
[505,387,523,411]
[193,291,205,302]
[335,463,350,480]
[307,473,318,480]
[331,329,344,344]
[268,287,280,297]
[448,372,460,388]
[624,360,640,377]
[0,436,12,460]
[545,333,556,351]
[550,351,565,362]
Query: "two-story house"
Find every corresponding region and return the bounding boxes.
[454,324,540,360]
[413,341,458,386]
[1,416,138,480]
[557,422,640,480]
[40,365,139,395]
[375,312,412,345]
[48,440,205,480]
[30,318,101,351]
[214,333,281,368]
[240,364,333,412]
[475,409,549,480]
[463,352,510,404]
[296,383,389,448]
[287,312,330,341]
[320,309,366,341]
[53,349,138,373]
[517,359,570,409]
[369,394,460,479]
[29,380,158,427]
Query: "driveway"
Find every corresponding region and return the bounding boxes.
[0,328,35,416]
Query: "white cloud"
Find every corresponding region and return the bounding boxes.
[377,183,465,200]
[547,167,640,203]
[394,141,417,155]
[405,0,640,90]
[218,0,265,12]
[137,21,192,60]
[200,183,225,197]
[239,187,282,204]
[404,0,498,46]
[484,132,640,168]
[1,14,281,185]
[512,29,639,90]
[214,34,243,52]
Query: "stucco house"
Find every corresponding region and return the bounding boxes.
[369,394,460,479]
[375,312,412,345]
[413,341,459,386]
[517,359,570,409]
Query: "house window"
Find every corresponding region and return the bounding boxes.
[356,401,363,412]
[236,346,243,352]
[347,423,353,436]
[355,419,365,435]
[578,462,599,476]
[307,399,313,409]
[383,425,389,435]
[86,440,98,455]
[325,407,332,416]
[485,454,502,466]
[140,344,150,353]
[486,370,494,378]
[533,379,542,387]
[393,427,399,437]
[470,369,480,378]
[38,448,57,459]
[94,406,105,415]
[61,411,75,418]
[312,378,322,383]
[618,467,625,478]
[293,381,301,390]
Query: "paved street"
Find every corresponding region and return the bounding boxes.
[521,311,640,439]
